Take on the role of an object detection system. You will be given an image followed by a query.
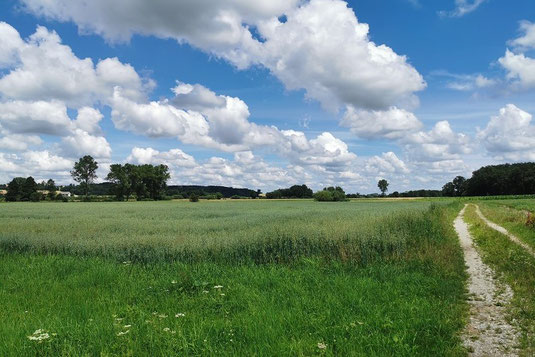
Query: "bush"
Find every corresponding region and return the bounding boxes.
[189,193,199,202]
[313,186,349,202]
[29,192,44,202]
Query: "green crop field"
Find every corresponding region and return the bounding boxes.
[0,200,468,356]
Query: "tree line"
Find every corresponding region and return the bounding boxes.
[442,163,535,197]
[4,177,67,202]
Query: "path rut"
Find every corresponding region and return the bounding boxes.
[454,205,519,356]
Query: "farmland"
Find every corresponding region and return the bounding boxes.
[0,199,470,356]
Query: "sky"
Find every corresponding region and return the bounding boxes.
[0,0,534,193]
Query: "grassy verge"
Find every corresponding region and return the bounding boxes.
[477,201,535,250]
[0,201,467,356]
[464,204,535,355]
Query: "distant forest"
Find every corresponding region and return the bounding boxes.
[58,183,259,199]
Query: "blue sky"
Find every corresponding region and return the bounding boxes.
[1,0,535,193]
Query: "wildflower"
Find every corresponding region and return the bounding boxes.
[171,280,177,284]
[158,314,168,319]
[317,342,327,350]
[27,329,52,341]
[220,293,225,296]
[163,327,170,332]
[117,330,130,336]
[213,285,223,289]
[124,325,131,328]
[175,313,185,318]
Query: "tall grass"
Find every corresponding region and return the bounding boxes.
[0,200,442,264]
[0,200,468,356]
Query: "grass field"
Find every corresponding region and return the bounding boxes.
[0,200,468,356]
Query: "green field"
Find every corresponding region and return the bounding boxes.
[0,200,468,356]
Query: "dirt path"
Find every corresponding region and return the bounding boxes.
[475,204,535,258]
[454,205,519,356]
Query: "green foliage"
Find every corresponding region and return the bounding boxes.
[6,177,26,202]
[378,179,389,196]
[71,155,99,198]
[189,193,199,202]
[266,185,313,199]
[6,177,40,201]
[29,191,44,202]
[465,163,535,196]
[106,163,170,201]
[313,186,348,202]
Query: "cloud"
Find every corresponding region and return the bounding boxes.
[0,100,71,135]
[340,106,422,139]
[509,21,535,52]
[0,22,150,107]
[498,50,535,90]
[477,104,535,161]
[430,70,497,92]
[112,83,358,169]
[439,0,487,17]
[61,129,112,159]
[126,147,298,189]
[365,152,410,174]
[256,0,425,111]
[0,133,42,151]
[19,0,299,69]
[399,121,472,175]
[18,0,425,112]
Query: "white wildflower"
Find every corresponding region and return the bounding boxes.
[158,314,168,319]
[171,280,177,284]
[123,325,131,328]
[163,327,170,332]
[317,342,327,350]
[27,329,52,341]
[213,285,223,289]
[175,313,185,318]
[117,330,130,336]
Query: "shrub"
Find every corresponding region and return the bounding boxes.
[189,193,199,202]
[29,192,44,202]
[313,186,348,202]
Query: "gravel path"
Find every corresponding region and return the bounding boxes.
[475,204,535,258]
[454,205,520,356]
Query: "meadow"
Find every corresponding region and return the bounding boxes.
[0,200,468,356]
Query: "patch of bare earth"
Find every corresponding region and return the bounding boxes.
[454,205,520,356]
[475,205,535,258]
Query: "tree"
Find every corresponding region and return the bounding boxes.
[106,164,131,201]
[452,176,466,196]
[22,176,38,201]
[71,155,98,199]
[5,177,26,202]
[442,182,455,197]
[45,179,57,200]
[378,179,389,197]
